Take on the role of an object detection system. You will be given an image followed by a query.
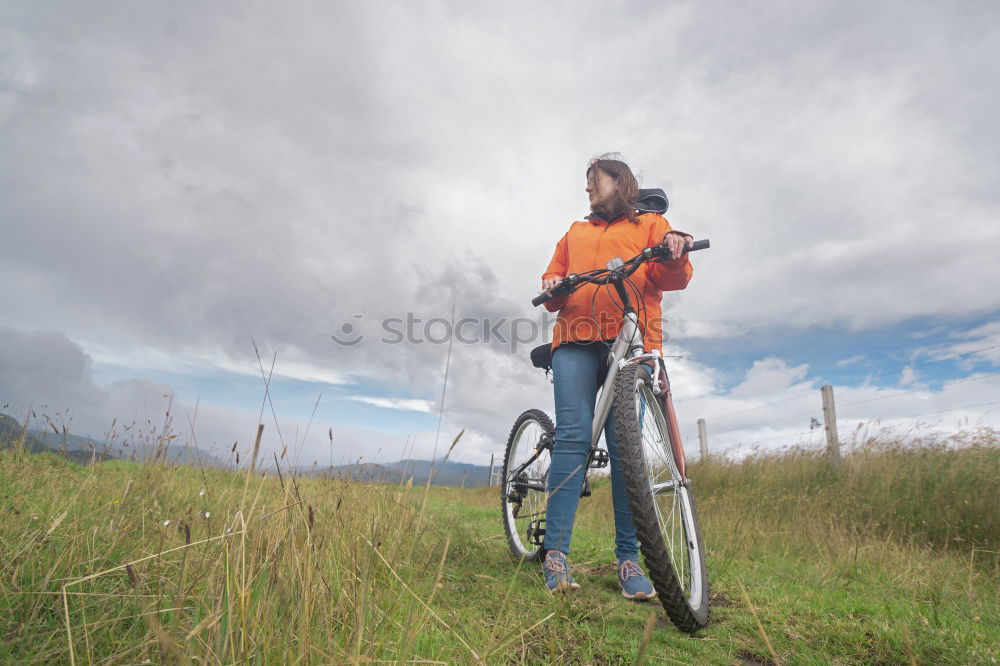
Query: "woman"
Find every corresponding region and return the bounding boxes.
[539,155,694,597]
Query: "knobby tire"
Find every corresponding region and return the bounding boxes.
[614,363,710,633]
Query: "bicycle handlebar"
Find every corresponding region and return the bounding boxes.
[531,238,710,307]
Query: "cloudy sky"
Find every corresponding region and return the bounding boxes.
[2,1,998,468]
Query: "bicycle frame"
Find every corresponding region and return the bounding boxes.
[591,310,689,483]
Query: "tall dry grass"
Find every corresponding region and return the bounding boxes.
[2,424,997,663]
[690,427,999,552]
[0,438,523,664]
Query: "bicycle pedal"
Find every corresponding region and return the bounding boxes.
[527,519,546,546]
[589,448,610,468]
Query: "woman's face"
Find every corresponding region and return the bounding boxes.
[586,168,618,212]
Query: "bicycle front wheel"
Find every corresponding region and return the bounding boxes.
[614,363,709,632]
[501,409,553,562]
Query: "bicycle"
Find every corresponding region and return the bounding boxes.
[500,238,711,633]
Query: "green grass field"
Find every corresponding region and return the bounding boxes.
[1,431,997,664]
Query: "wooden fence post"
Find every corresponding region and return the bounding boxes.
[697,418,708,460]
[488,453,495,486]
[821,385,840,466]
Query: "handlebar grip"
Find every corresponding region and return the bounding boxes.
[531,292,552,307]
[532,277,575,306]
[653,238,710,261]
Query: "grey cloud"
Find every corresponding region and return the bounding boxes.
[0,325,418,465]
[0,328,103,418]
[0,327,180,441]
[2,1,998,464]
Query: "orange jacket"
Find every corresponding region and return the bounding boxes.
[542,212,693,353]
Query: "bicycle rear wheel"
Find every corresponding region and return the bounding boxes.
[501,409,553,562]
[614,363,709,632]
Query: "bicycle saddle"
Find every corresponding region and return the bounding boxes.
[530,343,552,371]
[529,342,615,386]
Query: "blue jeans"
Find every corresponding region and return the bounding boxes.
[544,341,647,561]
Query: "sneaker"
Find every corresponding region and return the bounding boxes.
[542,550,580,594]
[617,558,656,600]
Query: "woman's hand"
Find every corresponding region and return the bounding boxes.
[541,277,563,293]
[660,231,694,259]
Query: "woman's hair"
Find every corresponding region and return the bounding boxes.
[586,154,640,223]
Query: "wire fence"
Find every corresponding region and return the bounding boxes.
[488,342,999,481]
[688,357,1000,459]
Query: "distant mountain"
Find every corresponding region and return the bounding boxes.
[322,462,398,482]
[316,458,493,487]
[27,429,101,452]
[1,414,48,453]
[0,414,113,464]
[0,413,227,467]
[3,414,490,482]
[28,426,230,467]
[101,441,231,468]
